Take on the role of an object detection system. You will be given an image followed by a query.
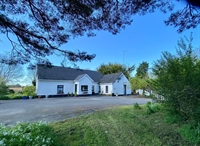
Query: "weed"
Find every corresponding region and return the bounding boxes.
[133,103,142,110]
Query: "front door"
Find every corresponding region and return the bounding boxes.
[75,84,77,93]
[124,85,126,95]
[92,85,94,94]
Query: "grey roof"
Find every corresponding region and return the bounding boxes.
[37,65,103,82]
[100,72,122,83]
[74,74,90,81]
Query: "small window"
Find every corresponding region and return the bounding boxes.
[81,85,88,91]
[57,85,64,94]
[106,86,108,93]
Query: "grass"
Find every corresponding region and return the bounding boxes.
[50,105,193,146]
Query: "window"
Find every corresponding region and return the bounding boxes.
[57,85,64,94]
[81,85,88,91]
[106,86,108,93]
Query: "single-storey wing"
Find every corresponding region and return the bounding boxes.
[36,65,131,97]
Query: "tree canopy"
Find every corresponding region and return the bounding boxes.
[0,0,199,66]
[97,63,135,79]
[0,55,24,83]
[136,61,149,78]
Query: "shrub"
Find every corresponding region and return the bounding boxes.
[151,35,200,123]
[0,121,58,146]
[12,95,23,99]
[146,103,161,115]
[23,86,36,96]
[178,123,200,144]
[0,95,9,100]
[8,89,15,94]
[0,79,8,99]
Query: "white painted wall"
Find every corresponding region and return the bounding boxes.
[78,75,93,95]
[113,73,132,95]
[93,83,99,94]
[36,79,74,96]
[99,83,113,95]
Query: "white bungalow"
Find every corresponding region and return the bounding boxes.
[36,65,131,97]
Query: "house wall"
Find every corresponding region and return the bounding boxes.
[36,79,74,96]
[78,75,93,95]
[93,83,99,94]
[113,74,132,95]
[99,83,113,95]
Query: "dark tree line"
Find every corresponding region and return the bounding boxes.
[0,0,199,67]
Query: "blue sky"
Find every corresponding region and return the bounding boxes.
[0,2,200,73]
[50,4,199,71]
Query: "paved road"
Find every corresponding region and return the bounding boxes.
[0,95,151,125]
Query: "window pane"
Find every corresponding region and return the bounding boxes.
[57,85,64,94]
[81,85,88,91]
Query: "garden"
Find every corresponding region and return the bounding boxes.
[0,83,37,100]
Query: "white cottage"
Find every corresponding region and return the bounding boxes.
[36,65,131,97]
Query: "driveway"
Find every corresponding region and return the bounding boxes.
[0,95,151,125]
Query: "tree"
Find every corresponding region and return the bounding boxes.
[0,55,24,83]
[0,77,8,98]
[136,61,149,78]
[131,76,148,92]
[152,34,200,122]
[97,63,135,79]
[0,0,199,66]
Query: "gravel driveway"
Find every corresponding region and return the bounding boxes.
[0,95,151,125]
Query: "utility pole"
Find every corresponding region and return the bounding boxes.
[123,50,127,65]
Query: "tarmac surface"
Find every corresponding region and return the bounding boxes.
[0,95,151,125]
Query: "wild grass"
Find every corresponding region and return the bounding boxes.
[50,104,192,146]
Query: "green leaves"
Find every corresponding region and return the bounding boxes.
[22,86,36,96]
[152,34,200,122]
[97,63,135,80]
[0,77,8,98]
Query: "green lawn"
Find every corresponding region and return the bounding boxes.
[50,105,192,146]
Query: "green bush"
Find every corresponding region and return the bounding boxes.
[23,86,36,96]
[0,79,8,99]
[178,123,200,144]
[0,121,58,146]
[12,95,23,99]
[146,103,161,115]
[8,89,15,94]
[0,95,9,100]
[151,35,200,123]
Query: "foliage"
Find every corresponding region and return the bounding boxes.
[152,34,200,122]
[0,121,59,146]
[133,102,142,110]
[50,105,193,145]
[1,1,199,66]
[8,89,15,94]
[136,61,149,78]
[0,95,9,100]
[178,123,200,144]
[0,78,8,98]
[23,86,36,96]
[130,76,148,91]
[9,92,24,99]
[146,102,161,115]
[97,62,135,79]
